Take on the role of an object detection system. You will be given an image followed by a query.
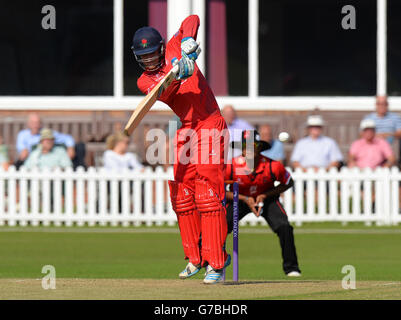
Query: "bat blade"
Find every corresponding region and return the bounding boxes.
[124,65,179,136]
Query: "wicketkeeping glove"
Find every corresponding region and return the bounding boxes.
[171,55,195,80]
[181,37,201,61]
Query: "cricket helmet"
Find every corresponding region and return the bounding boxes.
[132,26,165,71]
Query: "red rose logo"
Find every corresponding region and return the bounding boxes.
[141,39,148,48]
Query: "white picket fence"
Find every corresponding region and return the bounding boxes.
[0,166,400,227]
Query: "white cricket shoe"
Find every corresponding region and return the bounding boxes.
[179,262,201,279]
[203,254,231,284]
[287,271,302,277]
[204,254,231,276]
[203,268,224,284]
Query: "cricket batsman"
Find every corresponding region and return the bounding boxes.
[131,15,230,284]
[225,130,301,276]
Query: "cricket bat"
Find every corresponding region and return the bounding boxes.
[124,64,179,136]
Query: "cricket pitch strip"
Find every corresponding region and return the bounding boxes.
[0,279,400,300]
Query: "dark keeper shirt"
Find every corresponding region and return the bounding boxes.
[225,155,291,197]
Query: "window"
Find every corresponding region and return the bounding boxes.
[258,0,376,96]
[388,1,401,96]
[226,0,248,96]
[0,0,114,95]
[123,1,149,96]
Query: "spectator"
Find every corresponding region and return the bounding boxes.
[0,136,9,170]
[259,124,285,163]
[290,115,343,171]
[221,105,254,142]
[103,132,144,171]
[103,132,144,213]
[348,119,395,169]
[221,105,254,158]
[23,129,72,170]
[16,113,75,164]
[363,96,401,145]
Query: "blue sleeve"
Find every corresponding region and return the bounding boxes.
[53,131,75,147]
[16,130,28,154]
[394,114,401,131]
[276,141,285,160]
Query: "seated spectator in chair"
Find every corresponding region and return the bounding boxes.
[23,129,72,170]
[0,136,9,170]
[290,115,343,171]
[363,96,401,145]
[16,113,75,166]
[348,119,395,169]
[259,124,285,163]
[222,105,254,158]
[103,132,144,171]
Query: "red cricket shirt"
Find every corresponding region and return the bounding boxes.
[137,15,221,127]
[225,155,292,197]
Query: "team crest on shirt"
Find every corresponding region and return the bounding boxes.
[250,185,257,195]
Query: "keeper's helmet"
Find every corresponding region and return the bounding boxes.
[132,27,165,71]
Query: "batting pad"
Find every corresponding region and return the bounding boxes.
[168,180,201,266]
[194,179,228,270]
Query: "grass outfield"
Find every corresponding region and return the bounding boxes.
[0,224,400,299]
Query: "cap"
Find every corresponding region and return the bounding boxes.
[132,26,164,56]
[306,115,325,127]
[360,119,376,130]
[40,128,54,141]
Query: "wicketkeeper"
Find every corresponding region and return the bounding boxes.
[225,130,301,276]
[131,15,230,284]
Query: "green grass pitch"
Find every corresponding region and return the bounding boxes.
[0,224,400,299]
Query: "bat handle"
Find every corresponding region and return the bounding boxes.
[171,64,179,76]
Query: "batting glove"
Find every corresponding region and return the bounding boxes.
[171,56,194,80]
[181,37,201,61]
